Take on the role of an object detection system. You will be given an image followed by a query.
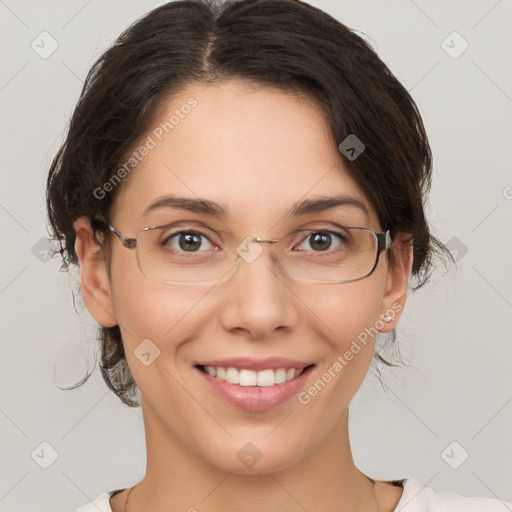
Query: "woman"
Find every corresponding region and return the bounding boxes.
[46,0,510,510]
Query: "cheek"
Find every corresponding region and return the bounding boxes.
[309,279,384,350]
[110,275,205,419]
[293,281,384,429]
[112,282,199,350]
[108,249,201,359]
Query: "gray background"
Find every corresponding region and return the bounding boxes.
[0,0,511,510]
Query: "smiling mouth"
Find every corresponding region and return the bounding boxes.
[196,364,315,387]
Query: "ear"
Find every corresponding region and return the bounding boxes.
[378,232,414,333]
[73,216,118,328]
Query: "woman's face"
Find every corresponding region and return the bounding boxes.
[78,78,411,474]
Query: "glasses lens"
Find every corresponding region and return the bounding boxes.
[280,227,378,283]
[137,227,238,285]
[136,226,379,285]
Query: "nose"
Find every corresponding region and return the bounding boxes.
[217,238,299,339]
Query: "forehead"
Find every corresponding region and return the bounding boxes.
[111,79,378,230]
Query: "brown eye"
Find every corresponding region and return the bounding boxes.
[296,231,346,252]
[161,230,214,253]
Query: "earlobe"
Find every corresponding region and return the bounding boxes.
[378,233,414,333]
[73,216,118,328]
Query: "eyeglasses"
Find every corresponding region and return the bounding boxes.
[93,216,392,286]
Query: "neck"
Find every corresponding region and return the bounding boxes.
[121,403,378,512]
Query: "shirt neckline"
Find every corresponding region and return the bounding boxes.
[102,478,417,511]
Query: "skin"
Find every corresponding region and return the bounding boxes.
[74,78,413,512]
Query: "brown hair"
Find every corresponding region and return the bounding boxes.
[46,0,452,407]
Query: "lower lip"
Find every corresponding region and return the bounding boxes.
[195,366,315,412]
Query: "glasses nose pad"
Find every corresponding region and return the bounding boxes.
[235,236,265,265]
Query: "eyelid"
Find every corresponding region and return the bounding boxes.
[159,228,348,255]
[153,220,360,241]
[290,227,349,246]
[289,223,353,238]
[156,220,226,238]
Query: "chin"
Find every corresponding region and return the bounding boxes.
[201,437,311,475]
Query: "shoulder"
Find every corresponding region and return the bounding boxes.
[73,481,512,512]
[395,477,512,511]
[74,488,123,512]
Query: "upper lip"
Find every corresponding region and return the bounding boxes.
[194,357,314,372]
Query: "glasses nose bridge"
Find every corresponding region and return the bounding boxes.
[252,237,281,256]
[253,237,280,244]
[235,236,282,268]
[250,236,280,255]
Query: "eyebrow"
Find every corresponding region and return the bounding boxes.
[142,193,369,220]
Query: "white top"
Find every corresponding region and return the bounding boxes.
[75,478,512,511]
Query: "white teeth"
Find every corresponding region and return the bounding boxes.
[225,367,239,384]
[274,368,287,384]
[256,369,275,387]
[239,369,257,386]
[202,365,307,386]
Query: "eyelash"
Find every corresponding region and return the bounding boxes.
[159,228,348,254]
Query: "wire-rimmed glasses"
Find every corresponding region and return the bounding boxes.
[92,215,392,286]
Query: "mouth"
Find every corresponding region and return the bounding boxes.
[195,363,315,387]
[194,361,316,412]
